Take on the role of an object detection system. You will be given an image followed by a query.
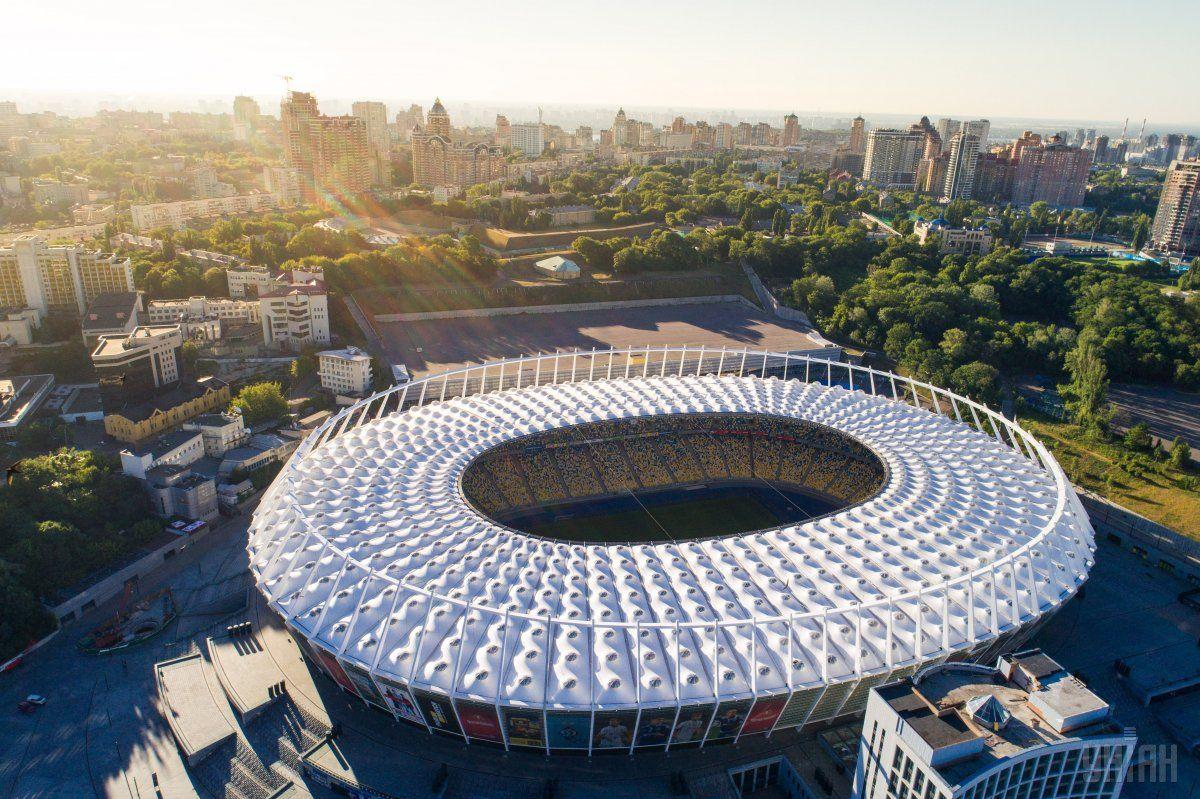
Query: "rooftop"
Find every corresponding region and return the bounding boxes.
[319,346,371,363]
[128,428,201,460]
[0,373,54,429]
[105,376,228,424]
[92,324,181,358]
[82,292,141,333]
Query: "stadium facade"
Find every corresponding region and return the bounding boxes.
[248,347,1095,754]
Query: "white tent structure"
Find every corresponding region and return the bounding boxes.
[248,348,1094,754]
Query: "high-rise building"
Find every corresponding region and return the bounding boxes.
[916,152,948,194]
[410,99,502,189]
[782,113,800,147]
[1010,136,1092,207]
[942,131,981,201]
[736,122,752,146]
[1150,159,1200,255]
[233,95,260,125]
[937,118,989,148]
[395,104,424,142]
[494,115,510,148]
[862,129,924,189]
[575,125,594,150]
[280,91,372,203]
[852,651,1136,799]
[848,116,866,154]
[352,101,391,186]
[260,279,330,350]
[1092,135,1110,164]
[0,235,134,319]
[509,122,545,156]
[973,152,1015,203]
[715,122,734,150]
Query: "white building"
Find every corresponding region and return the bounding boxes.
[942,131,982,202]
[120,428,205,480]
[262,166,301,206]
[182,410,248,457]
[225,264,273,298]
[509,122,545,156]
[259,281,329,350]
[31,178,89,206]
[0,235,134,319]
[863,129,923,189]
[0,308,39,346]
[129,192,280,232]
[318,346,373,396]
[147,296,260,326]
[92,324,183,394]
[853,651,1136,799]
[533,255,582,281]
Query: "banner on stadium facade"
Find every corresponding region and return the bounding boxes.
[373,675,426,727]
[669,703,714,747]
[339,659,386,706]
[591,711,637,751]
[738,694,789,736]
[456,700,505,743]
[705,698,752,742]
[545,711,591,749]
[412,689,462,736]
[634,708,675,748]
[502,707,546,749]
[311,646,360,696]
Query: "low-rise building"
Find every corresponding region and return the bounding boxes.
[853,651,1136,799]
[182,410,248,457]
[0,373,54,440]
[129,192,280,231]
[0,308,38,346]
[72,203,116,225]
[218,433,296,477]
[260,280,329,350]
[914,218,995,257]
[533,255,581,281]
[147,296,260,326]
[81,291,143,347]
[145,465,218,521]
[318,346,373,396]
[536,205,595,227]
[103,375,231,444]
[119,428,205,480]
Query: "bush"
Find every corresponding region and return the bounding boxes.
[1123,422,1152,451]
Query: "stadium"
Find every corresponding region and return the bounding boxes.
[248,347,1096,755]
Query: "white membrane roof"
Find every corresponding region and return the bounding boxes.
[248,374,1094,709]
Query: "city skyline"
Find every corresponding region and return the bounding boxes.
[5,0,1200,126]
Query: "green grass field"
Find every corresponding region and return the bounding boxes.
[524,494,782,543]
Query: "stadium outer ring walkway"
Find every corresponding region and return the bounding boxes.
[249,346,1095,755]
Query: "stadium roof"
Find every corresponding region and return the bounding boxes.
[249,371,1094,711]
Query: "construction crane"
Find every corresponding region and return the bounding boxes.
[279,74,294,95]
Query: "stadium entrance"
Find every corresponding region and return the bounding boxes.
[460,412,886,545]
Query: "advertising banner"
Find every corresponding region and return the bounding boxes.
[339,659,385,706]
[502,707,546,749]
[591,711,637,751]
[705,698,752,742]
[546,711,592,749]
[456,700,505,744]
[669,703,714,747]
[412,689,462,736]
[738,694,788,736]
[634,708,675,748]
[311,647,360,696]
[374,675,426,727]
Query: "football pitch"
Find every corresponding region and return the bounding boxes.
[504,482,835,543]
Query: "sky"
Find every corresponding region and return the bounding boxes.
[4,0,1199,126]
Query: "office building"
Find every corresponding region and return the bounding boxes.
[259,280,330,350]
[145,465,218,521]
[942,131,981,201]
[853,651,1136,799]
[1150,159,1200,255]
[281,90,373,203]
[318,346,373,396]
[103,375,231,444]
[147,295,260,326]
[509,122,544,156]
[863,129,924,189]
[182,410,249,457]
[81,291,143,347]
[130,193,281,232]
[0,235,134,319]
[410,98,502,189]
[914,218,994,256]
[92,324,183,406]
[1011,136,1092,207]
[352,100,391,186]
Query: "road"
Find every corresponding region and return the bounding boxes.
[1109,383,1200,453]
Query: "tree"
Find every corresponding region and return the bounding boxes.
[1059,331,1113,433]
[202,266,228,297]
[230,382,288,425]
[1171,437,1193,470]
[572,236,613,271]
[1122,422,1152,451]
[0,570,57,662]
[950,362,1000,406]
[1130,217,1149,252]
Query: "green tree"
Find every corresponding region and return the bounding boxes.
[950,362,1000,406]
[1059,331,1113,433]
[1171,437,1193,470]
[572,236,613,271]
[202,266,228,297]
[1123,422,1152,451]
[1130,217,1149,252]
[230,382,288,425]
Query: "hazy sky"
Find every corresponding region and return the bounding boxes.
[5,0,1199,124]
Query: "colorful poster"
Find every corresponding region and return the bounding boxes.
[705,699,752,742]
[412,689,462,736]
[669,703,714,747]
[591,711,637,751]
[738,695,788,736]
[634,708,675,748]
[339,659,385,706]
[546,712,591,749]
[374,675,426,727]
[502,707,546,749]
[456,700,505,743]
[310,646,360,696]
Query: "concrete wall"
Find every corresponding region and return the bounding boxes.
[1080,490,1200,579]
[374,294,754,323]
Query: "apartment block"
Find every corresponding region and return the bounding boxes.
[0,235,134,318]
